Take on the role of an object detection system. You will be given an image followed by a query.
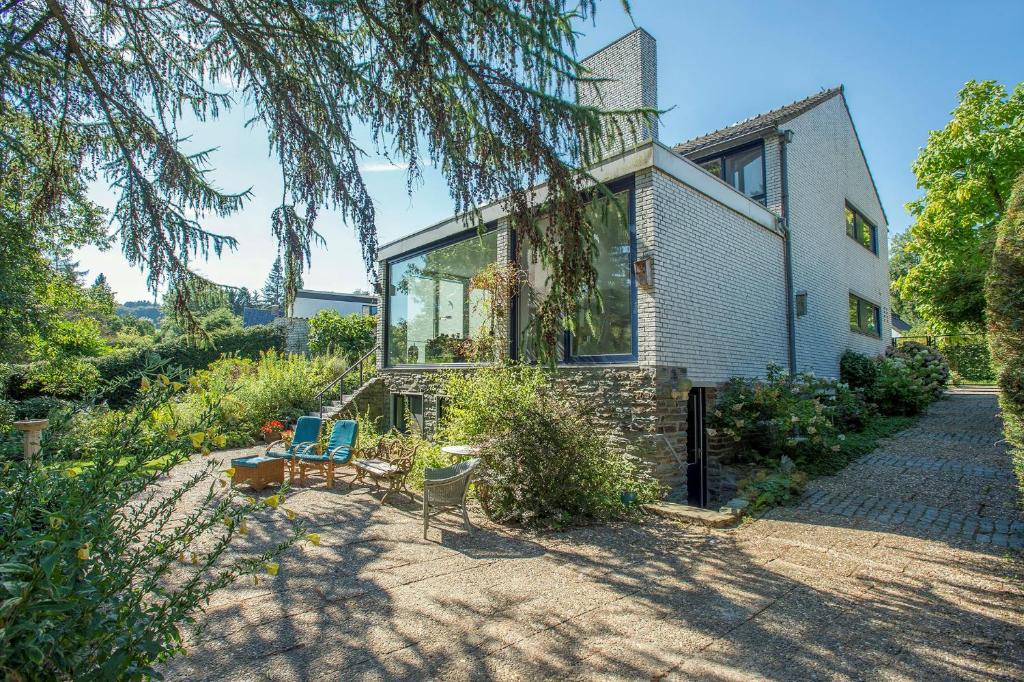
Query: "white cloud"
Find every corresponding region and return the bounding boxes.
[358,161,408,173]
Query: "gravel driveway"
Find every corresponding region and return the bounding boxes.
[163,388,1024,680]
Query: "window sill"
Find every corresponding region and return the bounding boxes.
[850,328,882,339]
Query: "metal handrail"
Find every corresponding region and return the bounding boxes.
[315,345,378,417]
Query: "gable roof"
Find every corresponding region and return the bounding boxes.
[672,86,843,156]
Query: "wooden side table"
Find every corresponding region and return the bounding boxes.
[231,455,285,491]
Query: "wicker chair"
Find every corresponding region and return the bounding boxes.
[422,458,480,539]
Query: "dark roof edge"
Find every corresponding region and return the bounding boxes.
[835,90,890,226]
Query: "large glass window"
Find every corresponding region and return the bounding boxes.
[386,230,497,365]
[849,293,881,337]
[696,143,766,204]
[516,189,635,362]
[845,202,878,255]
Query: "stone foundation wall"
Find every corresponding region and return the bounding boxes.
[377,364,695,488]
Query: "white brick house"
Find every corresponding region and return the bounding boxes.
[364,29,890,504]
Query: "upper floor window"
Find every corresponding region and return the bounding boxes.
[849,293,881,337]
[845,202,878,254]
[696,143,766,204]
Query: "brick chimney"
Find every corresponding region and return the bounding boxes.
[577,28,658,159]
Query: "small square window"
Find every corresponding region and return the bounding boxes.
[845,202,878,255]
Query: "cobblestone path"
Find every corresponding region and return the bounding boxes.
[795,387,1024,550]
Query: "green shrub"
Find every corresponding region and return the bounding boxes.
[0,372,305,679]
[13,396,72,420]
[307,309,376,360]
[164,351,342,446]
[739,469,807,513]
[840,350,878,391]
[709,364,856,468]
[24,356,101,399]
[868,356,933,416]
[986,172,1024,502]
[440,365,663,527]
[89,324,286,406]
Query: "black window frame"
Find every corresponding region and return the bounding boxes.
[694,140,767,205]
[845,201,878,255]
[849,293,882,338]
[391,393,424,433]
[510,175,639,365]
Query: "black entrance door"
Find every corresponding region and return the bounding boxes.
[686,387,708,507]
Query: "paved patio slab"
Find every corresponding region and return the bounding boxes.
[162,389,1024,680]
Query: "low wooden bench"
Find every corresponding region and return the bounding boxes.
[352,438,418,503]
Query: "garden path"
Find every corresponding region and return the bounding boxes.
[163,388,1023,680]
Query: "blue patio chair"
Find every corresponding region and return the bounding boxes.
[265,416,322,480]
[294,419,359,488]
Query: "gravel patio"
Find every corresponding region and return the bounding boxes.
[162,388,1024,681]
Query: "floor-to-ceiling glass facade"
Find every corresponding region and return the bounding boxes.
[386,230,498,365]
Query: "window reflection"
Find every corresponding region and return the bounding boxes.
[387,231,497,365]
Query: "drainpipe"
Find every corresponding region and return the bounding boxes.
[779,129,797,374]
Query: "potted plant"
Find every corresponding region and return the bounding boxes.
[260,420,285,444]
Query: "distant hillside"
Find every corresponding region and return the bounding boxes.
[117,300,161,325]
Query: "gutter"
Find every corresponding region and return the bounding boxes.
[779,129,797,374]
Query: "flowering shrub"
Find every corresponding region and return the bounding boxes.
[708,364,855,468]
[842,344,948,416]
[260,419,285,435]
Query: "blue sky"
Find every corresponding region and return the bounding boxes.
[78,0,1024,303]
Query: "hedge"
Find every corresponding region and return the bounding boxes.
[986,172,1024,502]
[4,324,286,406]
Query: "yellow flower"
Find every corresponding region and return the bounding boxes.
[158,374,170,386]
[218,478,227,488]
[239,520,249,535]
[265,562,279,576]
[140,377,151,391]
[171,381,184,392]
[65,468,78,478]
[306,533,321,546]
[264,495,280,509]
[285,508,296,521]
[189,432,206,449]
[77,544,90,560]
[213,435,227,448]
[165,428,179,440]
[225,467,236,477]
[191,552,198,565]
[247,496,257,505]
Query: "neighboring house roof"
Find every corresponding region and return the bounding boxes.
[295,289,377,304]
[242,307,281,327]
[891,313,912,333]
[672,86,843,156]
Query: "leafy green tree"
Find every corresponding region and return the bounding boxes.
[1,0,647,353]
[308,309,376,360]
[0,113,109,362]
[898,80,1024,330]
[888,230,923,326]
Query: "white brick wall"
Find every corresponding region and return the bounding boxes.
[783,95,890,376]
[577,28,658,158]
[648,169,790,383]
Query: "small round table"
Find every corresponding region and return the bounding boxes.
[441,445,480,460]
